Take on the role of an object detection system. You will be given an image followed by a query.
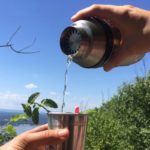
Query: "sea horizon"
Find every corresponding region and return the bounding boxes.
[0,109,48,134]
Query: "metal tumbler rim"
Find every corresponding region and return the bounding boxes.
[47,112,88,116]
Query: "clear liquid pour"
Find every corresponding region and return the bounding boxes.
[61,57,72,112]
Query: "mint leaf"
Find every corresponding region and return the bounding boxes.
[41,99,58,108]
[32,107,39,124]
[22,104,32,117]
[28,92,40,104]
[10,114,28,122]
[4,124,16,136]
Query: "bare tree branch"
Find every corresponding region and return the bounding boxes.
[6,26,21,45]
[17,38,37,52]
[0,26,40,54]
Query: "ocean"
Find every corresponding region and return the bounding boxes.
[0,109,48,134]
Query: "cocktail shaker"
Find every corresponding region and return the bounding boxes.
[46,112,88,150]
[60,17,144,68]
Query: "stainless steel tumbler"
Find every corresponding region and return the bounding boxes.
[46,112,88,150]
[60,17,144,68]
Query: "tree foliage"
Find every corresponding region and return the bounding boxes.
[0,114,28,146]
[86,72,150,150]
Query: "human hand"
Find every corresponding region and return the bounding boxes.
[0,124,69,150]
[72,4,150,71]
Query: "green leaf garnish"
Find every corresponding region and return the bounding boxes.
[28,92,40,104]
[32,107,39,124]
[10,114,28,122]
[22,104,32,117]
[41,99,58,108]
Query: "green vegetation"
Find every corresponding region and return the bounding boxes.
[0,92,58,145]
[85,72,150,150]
[0,124,17,145]
[0,114,27,145]
[1,73,150,149]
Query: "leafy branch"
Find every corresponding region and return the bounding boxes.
[0,26,40,54]
[0,92,58,145]
[21,92,58,124]
[0,114,28,145]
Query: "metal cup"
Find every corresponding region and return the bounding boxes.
[46,112,88,150]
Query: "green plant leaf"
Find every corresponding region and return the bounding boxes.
[0,124,17,145]
[4,125,16,136]
[22,104,32,117]
[10,114,28,122]
[41,99,58,108]
[28,92,40,104]
[32,107,39,124]
[33,104,36,108]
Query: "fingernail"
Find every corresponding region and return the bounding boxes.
[58,129,68,137]
[104,67,111,72]
[104,65,112,72]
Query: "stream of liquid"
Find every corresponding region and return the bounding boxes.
[61,57,72,112]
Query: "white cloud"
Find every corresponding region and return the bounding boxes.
[49,91,57,95]
[0,91,27,110]
[49,91,70,96]
[0,91,99,111]
[24,83,38,89]
[0,92,20,100]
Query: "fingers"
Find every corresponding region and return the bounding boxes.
[103,53,121,71]
[9,128,69,150]
[28,128,69,146]
[71,4,122,26]
[103,48,129,71]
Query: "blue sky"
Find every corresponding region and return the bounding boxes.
[0,0,149,112]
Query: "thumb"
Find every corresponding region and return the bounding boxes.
[28,128,69,145]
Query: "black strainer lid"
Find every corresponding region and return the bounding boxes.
[60,27,82,55]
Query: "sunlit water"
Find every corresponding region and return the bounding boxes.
[15,124,36,134]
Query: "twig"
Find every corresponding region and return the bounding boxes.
[0,26,40,54]
[6,26,21,45]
